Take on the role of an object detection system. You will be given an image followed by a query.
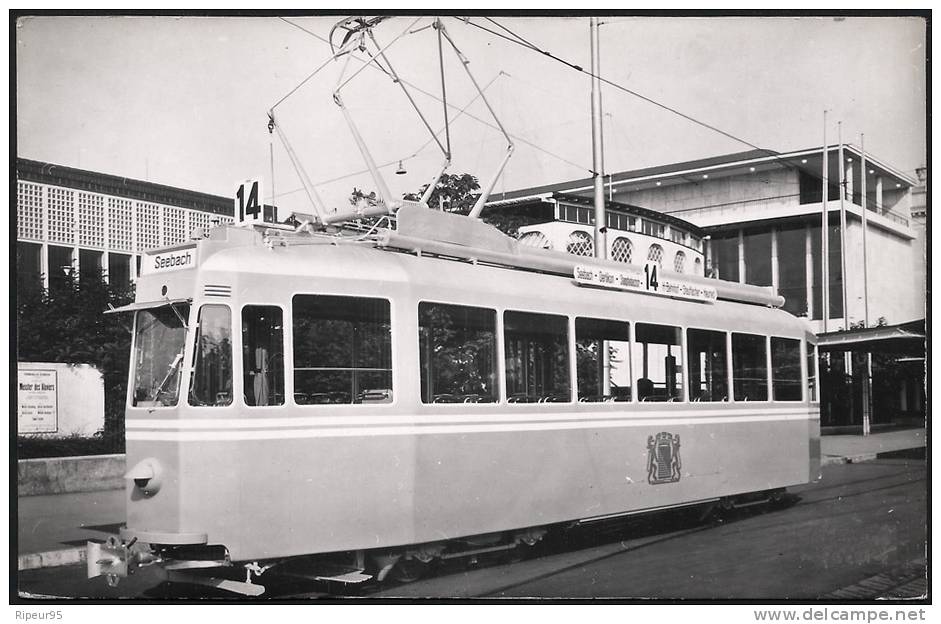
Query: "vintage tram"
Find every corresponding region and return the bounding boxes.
[89,205,820,594]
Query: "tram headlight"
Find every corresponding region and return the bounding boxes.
[125,458,164,497]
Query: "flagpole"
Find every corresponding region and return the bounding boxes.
[838,121,848,328]
[821,111,829,333]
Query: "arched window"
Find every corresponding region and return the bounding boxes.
[611,237,633,263]
[518,231,552,250]
[647,243,664,268]
[694,257,703,276]
[566,231,594,257]
[674,251,686,273]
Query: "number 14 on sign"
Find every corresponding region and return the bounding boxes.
[235,179,263,224]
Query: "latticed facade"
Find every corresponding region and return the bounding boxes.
[16,158,235,290]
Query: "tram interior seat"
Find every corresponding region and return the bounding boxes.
[432,394,497,404]
[508,393,569,404]
[358,389,393,404]
[637,377,655,401]
[294,391,352,405]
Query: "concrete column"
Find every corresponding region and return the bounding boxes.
[72,190,79,279]
[875,176,884,213]
[805,223,814,317]
[845,160,854,202]
[131,203,139,283]
[101,195,110,285]
[862,352,872,436]
[770,226,779,293]
[41,185,49,291]
[737,229,745,284]
[158,204,166,248]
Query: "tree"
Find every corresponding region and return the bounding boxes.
[404,173,480,214]
[350,172,532,238]
[349,187,379,208]
[16,270,135,443]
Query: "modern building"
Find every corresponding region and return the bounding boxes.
[486,146,921,334]
[15,158,235,291]
[485,146,925,430]
[909,166,927,319]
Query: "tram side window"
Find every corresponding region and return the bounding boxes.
[293,295,392,405]
[132,304,190,407]
[419,303,498,404]
[504,311,571,403]
[771,337,803,401]
[806,341,818,402]
[242,306,284,406]
[575,318,632,402]
[732,333,768,401]
[634,323,684,402]
[189,305,233,406]
[686,328,728,402]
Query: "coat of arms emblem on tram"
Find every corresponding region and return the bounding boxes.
[647,432,682,484]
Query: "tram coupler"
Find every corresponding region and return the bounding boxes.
[86,536,157,585]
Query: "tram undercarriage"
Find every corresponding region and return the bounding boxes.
[87,488,789,596]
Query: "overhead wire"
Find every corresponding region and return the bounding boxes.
[277,17,591,175]
[274,15,916,227]
[466,16,839,182]
[274,71,508,198]
[482,15,923,223]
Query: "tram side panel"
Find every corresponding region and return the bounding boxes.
[407,409,814,544]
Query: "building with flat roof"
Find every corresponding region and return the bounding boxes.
[15,158,236,292]
[486,146,921,334]
[485,146,924,430]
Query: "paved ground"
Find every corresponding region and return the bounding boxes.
[17,489,125,557]
[367,457,927,599]
[821,428,927,465]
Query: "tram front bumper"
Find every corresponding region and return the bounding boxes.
[86,536,157,581]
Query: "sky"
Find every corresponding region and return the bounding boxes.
[15,14,927,217]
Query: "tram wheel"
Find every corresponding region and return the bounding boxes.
[390,557,428,583]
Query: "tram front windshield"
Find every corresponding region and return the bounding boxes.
[132,305,190,407]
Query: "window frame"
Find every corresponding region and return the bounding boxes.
[730,331,770,402]
[633,321,687,403]
[503,308,573,405]
[290,292,397,408]
[685,326,730,403]
[240,303,286,408]
[187,303,235,409]
[417,300,500,406]
[574,315,634,404]
[770,336,804,402]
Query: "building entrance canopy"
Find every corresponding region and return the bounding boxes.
[817,319,925,356]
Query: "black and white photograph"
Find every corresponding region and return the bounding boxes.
[12,10,929,608]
